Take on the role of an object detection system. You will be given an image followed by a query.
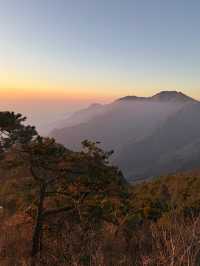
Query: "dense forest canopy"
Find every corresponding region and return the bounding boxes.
[1,111,200,265]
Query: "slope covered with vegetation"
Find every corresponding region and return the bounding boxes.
[1,111,200,265]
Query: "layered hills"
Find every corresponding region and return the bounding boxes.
[51,91,199,180]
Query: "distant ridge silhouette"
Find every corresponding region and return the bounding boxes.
[117,90,197,102]
[51,90,200,180]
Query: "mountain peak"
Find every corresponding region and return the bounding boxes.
[151,91,195,102]
[116,91,196,103]
[117,95,146,102]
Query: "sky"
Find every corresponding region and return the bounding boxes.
[1,0,200,130]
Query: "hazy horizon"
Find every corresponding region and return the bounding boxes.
[0,89,200,133]
[1,0,200,130]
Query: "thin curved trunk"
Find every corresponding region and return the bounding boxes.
[31,183,46,265]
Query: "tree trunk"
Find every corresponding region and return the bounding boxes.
[31,183,46,264]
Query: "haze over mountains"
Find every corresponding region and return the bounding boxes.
[51,91,200,181]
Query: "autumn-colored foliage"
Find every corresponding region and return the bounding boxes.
[1,112,200,265]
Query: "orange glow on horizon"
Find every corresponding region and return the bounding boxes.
[0,87,120,103]
[0,69,133,102]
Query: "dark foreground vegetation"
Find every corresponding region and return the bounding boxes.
[1,112,200,265]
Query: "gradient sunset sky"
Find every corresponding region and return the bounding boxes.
[1,0,200,129]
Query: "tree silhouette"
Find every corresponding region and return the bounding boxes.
[0,111,37,154]
[0,112,127,265]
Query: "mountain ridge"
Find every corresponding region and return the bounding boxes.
[117,90,197,103]
[51,90,200,181]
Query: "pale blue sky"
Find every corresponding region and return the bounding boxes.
[0,0,200,99]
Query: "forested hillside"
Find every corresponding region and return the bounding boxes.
[1,111,200,265]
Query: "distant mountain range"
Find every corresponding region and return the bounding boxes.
[51,91,200,181]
